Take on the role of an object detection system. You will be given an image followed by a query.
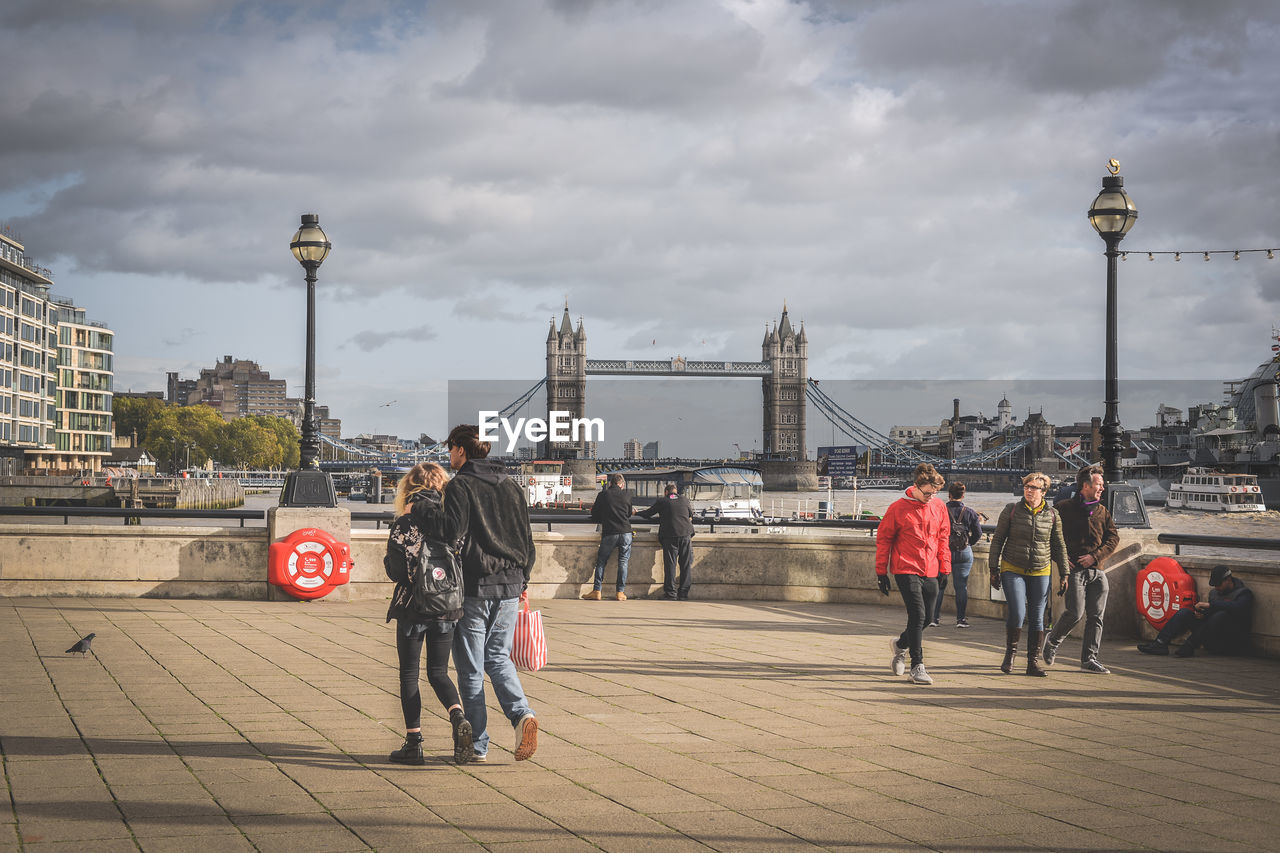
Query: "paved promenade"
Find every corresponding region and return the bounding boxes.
[2,597,1278,852]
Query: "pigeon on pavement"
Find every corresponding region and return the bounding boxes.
[66,633,95,655]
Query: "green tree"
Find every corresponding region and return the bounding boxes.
[220,419,281,469]
[175,405,229,468]
[246,415,300,469]
[140,407,182,472]
[112,396,167,444]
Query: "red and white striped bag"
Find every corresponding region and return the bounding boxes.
[510,596,547,672]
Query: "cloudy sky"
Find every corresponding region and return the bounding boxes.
[2,0,1278,455]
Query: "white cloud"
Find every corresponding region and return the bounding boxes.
[2,0,1278,446]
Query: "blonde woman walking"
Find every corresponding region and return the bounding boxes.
[987,472,1068,677]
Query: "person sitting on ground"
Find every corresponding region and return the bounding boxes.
[1138,565,1254,658]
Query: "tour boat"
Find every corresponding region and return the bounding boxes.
[1165,468,1266,512]
[513,460,574,507]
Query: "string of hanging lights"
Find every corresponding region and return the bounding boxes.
[1121,248,1276,261]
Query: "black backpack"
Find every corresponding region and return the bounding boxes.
[386,514,463,616]
[947,505,970,552]
[411,537,463,616]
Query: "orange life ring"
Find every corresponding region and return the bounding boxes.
[81,479,90,486]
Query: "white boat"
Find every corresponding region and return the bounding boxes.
[513,460,574,506]
[1165,468,1266,512]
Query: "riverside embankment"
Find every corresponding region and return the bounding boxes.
[1,501,1276,656]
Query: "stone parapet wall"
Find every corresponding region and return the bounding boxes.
[0,524,268,599]
[3,523,1275,657]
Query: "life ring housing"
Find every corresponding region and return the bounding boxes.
[268,528,353,600]
[1136,556,1197,630]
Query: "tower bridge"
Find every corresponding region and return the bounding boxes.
[544,304,816,490]
[308,307,1089,490]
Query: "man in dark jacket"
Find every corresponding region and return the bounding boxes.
[1139,565,1254,657]
[636,483,695,600]
[1044,465,1120,674]
[583,473,633,601]
[414,424,538,762]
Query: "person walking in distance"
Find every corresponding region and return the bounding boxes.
[940,481,983,628]
[876,463,951,685]
[988,472,1069,677]
[636,483,695,600]
[583,473,633,601]
[1043,465,1119,674]
[412,424,539,762]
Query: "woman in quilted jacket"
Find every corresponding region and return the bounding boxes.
[988,471,1069,677]
[383,462,471,765]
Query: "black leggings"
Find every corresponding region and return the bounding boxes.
[396,624,461,730]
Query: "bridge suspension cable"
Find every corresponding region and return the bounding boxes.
[805,380,942,465]
[500,379,546,419]
[807,380,1044,470]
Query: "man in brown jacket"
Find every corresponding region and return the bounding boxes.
[1043,465,1120,673]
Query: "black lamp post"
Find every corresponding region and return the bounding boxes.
[1087,161,1148,527]
[280,213,338,507]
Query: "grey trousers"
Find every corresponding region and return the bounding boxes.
[1047,568,1109,662]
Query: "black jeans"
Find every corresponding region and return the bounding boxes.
[396,621,460,729]
[660,536,694,599]
[895,574,938,668]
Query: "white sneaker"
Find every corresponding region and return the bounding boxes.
[889,639,907,676]
[909,664,933,685]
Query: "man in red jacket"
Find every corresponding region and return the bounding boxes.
[876,463,952,684]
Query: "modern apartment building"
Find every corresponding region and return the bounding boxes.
[51,298,114,470]
[0,229,113,472]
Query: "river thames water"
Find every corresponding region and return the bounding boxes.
[16,488,1275,562]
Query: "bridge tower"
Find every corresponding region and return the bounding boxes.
[762,305,808,459]
[543,304,588,459]
[760,305,817,490]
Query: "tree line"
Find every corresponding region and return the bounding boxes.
[113,397,301,471]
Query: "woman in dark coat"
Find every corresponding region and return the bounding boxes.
[384,462,471,765]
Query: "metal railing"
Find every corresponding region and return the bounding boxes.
[0,506,264,527]
[4,507,1271,555]
[0,505,886,533]
[1157,532,1280,556]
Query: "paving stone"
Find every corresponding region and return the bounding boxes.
[3,596,1279,851]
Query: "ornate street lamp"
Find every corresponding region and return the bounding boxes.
[1087,161,1148,527]
[280,213,337,507]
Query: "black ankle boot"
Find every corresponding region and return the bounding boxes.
[389,732,424,765]
[450,709,474,765]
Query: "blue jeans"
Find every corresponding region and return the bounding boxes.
[951,547,973,621]
[1002,571,1050,631]
[453,597,533,757]
[593,532,631,592]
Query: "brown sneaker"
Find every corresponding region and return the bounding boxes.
[515,714,538,761]
[615,591,627,601]
[581,589,601,601]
